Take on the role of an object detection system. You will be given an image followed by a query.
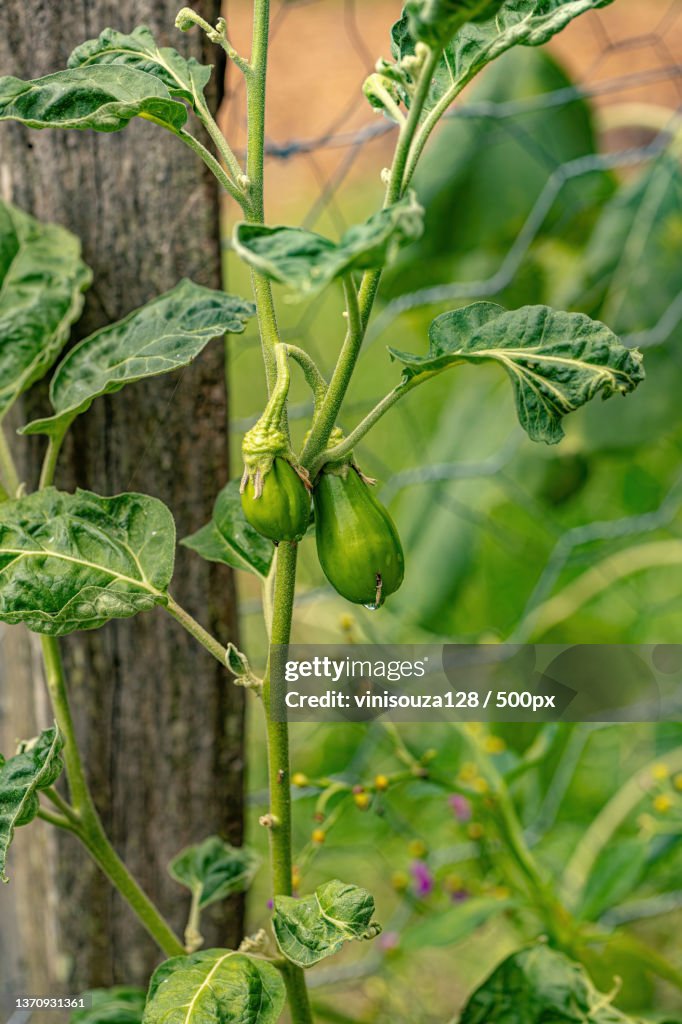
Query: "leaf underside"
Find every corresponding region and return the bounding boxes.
[389,302,644,444]
[181,480,274,579]
[142,950,285,1024]
[232,193,424,298]
[0,727,64,882]
[273,879,380,968]
[169,836,261,909]
[22,279,255,438]
[0,65,187,133]
[0,200,91,421]
[0,488,176,635]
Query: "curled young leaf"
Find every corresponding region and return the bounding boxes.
[389,302,644,444]
[273,879,381,968]
[169,836,260,910]
[0,66,188,133]
[68,26,212,110]
[142,950,285,1024]
[0,488,176,635]
[181,480,274,579]
[22,280,255,439]
[405,0,508,48]
[232,193,424,299]
[0,727,64,882]
[0,200,91,421]
[460,944,637,1023]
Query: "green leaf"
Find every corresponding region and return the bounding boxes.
[0,727,63,882]
[0,488,175,636]
[22,280,255,438]
[577,837,649,922]
[169,837,260,910]
[0,200,91,421]
[405,0,507,48]
[388,301,644,444]
[68,26,211,109]
[400,896,512,952]
[181,480,274,579]
[272,879,380,968]
[70,988,146,1024]
[232,193,424,298]
[0,65,187,133]
[391,0,615,116]
[142,950,285,1024]
[459,944,638,1023]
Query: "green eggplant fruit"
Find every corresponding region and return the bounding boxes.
[241,457,311,542]
[314,466,404,607]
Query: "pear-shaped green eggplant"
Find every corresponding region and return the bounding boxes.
[314,466,404,607]
[241,458,311,542]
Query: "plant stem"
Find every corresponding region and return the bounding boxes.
[38,807,77,832]
[286,345,328,410]
[39,428,68,489]
[0,424,20,496]
[262,541,314,1024]
[40,634,185,957]
[166,595,227,668]
[178,129,249,211]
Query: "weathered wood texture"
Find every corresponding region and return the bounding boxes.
[0,0,244,994]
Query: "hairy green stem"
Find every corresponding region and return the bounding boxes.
[196,98,245,186]
[37,806,77,832]
[39,428,68,490]
[178,129,249,210]
[286,345,328,410]
[40,635,184,956]
[166,595,228,668]
[0,424,20,496]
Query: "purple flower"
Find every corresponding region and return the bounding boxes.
[267,899,274,910]
[410,859,434,898]
[450,888,470,904]
[378,931,399,952]
[449,794,472,822]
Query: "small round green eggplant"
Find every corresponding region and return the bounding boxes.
[314,466,404,607]
[241,457,311,542]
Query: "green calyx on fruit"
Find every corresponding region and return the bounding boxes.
[241,454,311,543]
[314,463,404,608]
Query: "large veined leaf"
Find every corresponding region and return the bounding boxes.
[181,480,274,579]
[169,837,260,910]
[232,193,424,298]
[405,0,507,47]
[0,727,63,882]
[142,950,285,1024]
[22,280,255,439]
[68,26,211,110]
[0,65,187,133]
[391,0,615,116]
[272,879,381,968]
[70,988,146,1024]
[459,944,639,1023]
[388,301,644,443]
[0,201,91,421]
[0,488,175,635]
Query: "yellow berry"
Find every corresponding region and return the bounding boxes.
[468,822,484,840]
[652,764,669,781]
[483,735,506,755]
[311,828,326,845]
[458,761,478,782]
[292,866,301,887]
[407,838,428,859]
[292,772,308,787]
[391,870,409,892]
[473,777,489,795]
[653,794,672,814]
[492,885,510,900]
[444,873,463,893]
[340,614,355,631]
[354,791,371,810]
[374,774,389,791]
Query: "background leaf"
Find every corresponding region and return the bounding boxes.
[389,302,644,443]
[68,25,212,109]
[22,279,255,438]
[232,193,423,298]
[70,988,146,1024]
[0,200,91,421]
[272,879,380,968]
[181,480,274,579]
[0,488,175,635]
[142,950,285,1024]
[0,727,63,882]
[169,836,260,910]
[459,944,638,1023]
[0,65,188,133]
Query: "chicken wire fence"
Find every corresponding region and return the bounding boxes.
[222,0,682,640]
